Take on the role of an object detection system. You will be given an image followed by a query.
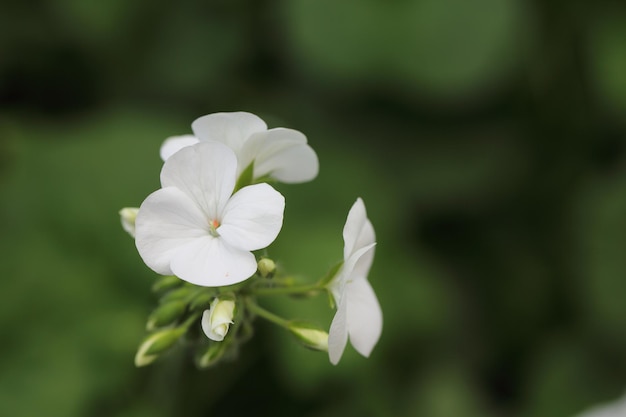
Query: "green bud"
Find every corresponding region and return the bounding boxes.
[119,207,139,237]
[151,275,183,294]
[189,290,217,311]
[134,327,186,367]
[160,286,193,304]
[196,341,230,368]
[257,258,276,278]
[146,300,187,331]
[288,321,329,352]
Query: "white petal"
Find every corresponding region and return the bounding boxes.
[346,279,382,358]
[343,198,376,278]
[201,309,225,342]
[343,198,376,258]
[328,243,376,305]
[135,187,209,276]
[160,141,237,219]
[170,236,257,287]
[328,296,349,365]
[191,112,267,154]
[240,128,319,183]
[218,183,285,251]
[159,135,200,161]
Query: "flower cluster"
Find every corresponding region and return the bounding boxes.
[120,111,382,368]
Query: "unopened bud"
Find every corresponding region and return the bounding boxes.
[196,341,230,368]
[201,296,236,342]
[288,321,329,352]
[134,327,185,367]
[151,275,183,294]
[257,258,276,278]
[119,207,139,237]
[146,300,187,331]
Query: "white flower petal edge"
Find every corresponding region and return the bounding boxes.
[160,111,318,184]
[135,141,285,287]
[328,198,382,365]
[201,298,235,342]
[160,134,200,161]
[192,112,267,154]
[574,391,626,417]
[239,128,319,183]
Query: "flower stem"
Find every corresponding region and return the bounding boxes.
[245,299,289,329]
[250,283,322,297]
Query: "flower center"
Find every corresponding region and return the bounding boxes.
[209,219,220,237]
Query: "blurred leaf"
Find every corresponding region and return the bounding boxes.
[586,8,626,118]
[285,0,528,98]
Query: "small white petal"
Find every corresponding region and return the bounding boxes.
[343,198,376,259]
[170,236,257,287]
[218,183,285,251]
[201,309,225,341]
[343,198,376,278]
[160,141,237,219]
[191,112,267,154]
[328,297,349,365]
[135,187,209,276]
[241,128,319,183]
[159,135,200,161]
[346,279,382,358]
[329,242,376,304]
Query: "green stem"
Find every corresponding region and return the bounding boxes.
[245,299,290,329]
[251,283,322,297]
[180,312,201,330]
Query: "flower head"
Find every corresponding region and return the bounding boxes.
[327,198,382,365]
[160,112,318,184]
[135,141,285,287]
[202,297,236,341]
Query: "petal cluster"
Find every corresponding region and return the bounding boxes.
[327,198,382,365]
[135,141,285,287]
[160,112,318,184]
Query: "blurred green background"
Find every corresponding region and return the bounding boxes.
[2,0,626,416]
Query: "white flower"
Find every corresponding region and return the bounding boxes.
[201,297,236,342]
[327,198,382,365]
[135,141,285,287]
[574,391,626,417]
[119,207,140,237]
[160,112,319,184]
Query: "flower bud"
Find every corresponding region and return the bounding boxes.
[151,275,183,294]
[146,300,187,331]
[201,297,236,342]
[134,327,185,367]
[119,207,139,237]
[257,258,276,278]
[196,341,230,368]
[288,321,329,352]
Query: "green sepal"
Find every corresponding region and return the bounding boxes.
[151,275,183,294]
[146,300,187,330]
[234,161,255,192]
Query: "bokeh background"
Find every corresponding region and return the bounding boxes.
[2,0,626,416]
